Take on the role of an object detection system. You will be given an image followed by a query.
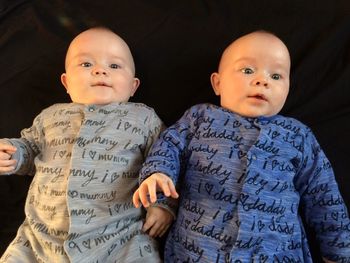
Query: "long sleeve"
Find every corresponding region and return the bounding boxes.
[140,106,196,183]
[295,129,350,262]
[142,107,166,159]
[1,113,43,176]
[140,106,198,216]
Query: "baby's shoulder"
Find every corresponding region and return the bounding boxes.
[37,103,75,116]
[185,103,220,115]
[128,102,155,112]
[120,102,164,128]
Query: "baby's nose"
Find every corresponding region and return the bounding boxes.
[92,67,107,75]
[254,80,268,87]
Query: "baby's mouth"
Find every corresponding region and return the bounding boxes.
[248,94,267,101]
[91,82,111,87]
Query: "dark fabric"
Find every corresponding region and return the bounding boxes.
[0,1,349,261]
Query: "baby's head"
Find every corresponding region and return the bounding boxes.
[61,27,140,105]
[211,30,291,117]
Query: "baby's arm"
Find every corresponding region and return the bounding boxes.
[143,206,174,237]
[133,172,179,208]
[0,142,17,174]
[296,128,350,261]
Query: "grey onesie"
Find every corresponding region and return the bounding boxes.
[0,102,165,263]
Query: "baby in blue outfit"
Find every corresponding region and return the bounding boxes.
[133,30,350,262]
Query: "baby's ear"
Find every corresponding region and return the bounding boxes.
[210,72,221,96]
[61,73,69,92]
[130,77,140,96]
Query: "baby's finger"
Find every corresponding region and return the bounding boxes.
[0,159,16,174]
[158,179,172,197]
[132,189,141,208]
[146,180,158,203]
[0,144,17,154]
[157,222,172,237]
[0,165,16,174]
[0,159,17,167]
[0,150,15,160]
[148,222,162,237]
[159,225,170,237]
[167,180,179,198]
[142,217,155,233]
[138,185,151,207]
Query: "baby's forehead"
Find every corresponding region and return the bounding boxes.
[220,32,290,67]
[69,31,126,52]
[64,29,134,66]
[227,33,283,53]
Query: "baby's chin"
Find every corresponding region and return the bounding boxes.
[71,99,129,105]
[221,106,278,118]
[240,112,278,118]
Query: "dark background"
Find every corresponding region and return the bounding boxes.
[0,1,349,261]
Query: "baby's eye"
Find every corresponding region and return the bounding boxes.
[80,62,92,67]
[271,73,282,80]
[241,68,254,74]
[110,64,120,69]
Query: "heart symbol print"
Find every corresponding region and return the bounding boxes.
[82,239,91,249]
[89,150,96,159]
[204,183,214,195]
[144,244,152,253]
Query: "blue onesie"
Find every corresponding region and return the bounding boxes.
[140,103,350,263]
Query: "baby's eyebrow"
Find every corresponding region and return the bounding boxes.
[71,52,91,59]
[67,53,92,66]
[65,53,90,68]
[108,55,126,64]
[270,62,290,74]
[233,57,255,64]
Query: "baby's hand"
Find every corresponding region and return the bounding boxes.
[0,143,17,174]
[132,173,179,208]
[143,206,174,238]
